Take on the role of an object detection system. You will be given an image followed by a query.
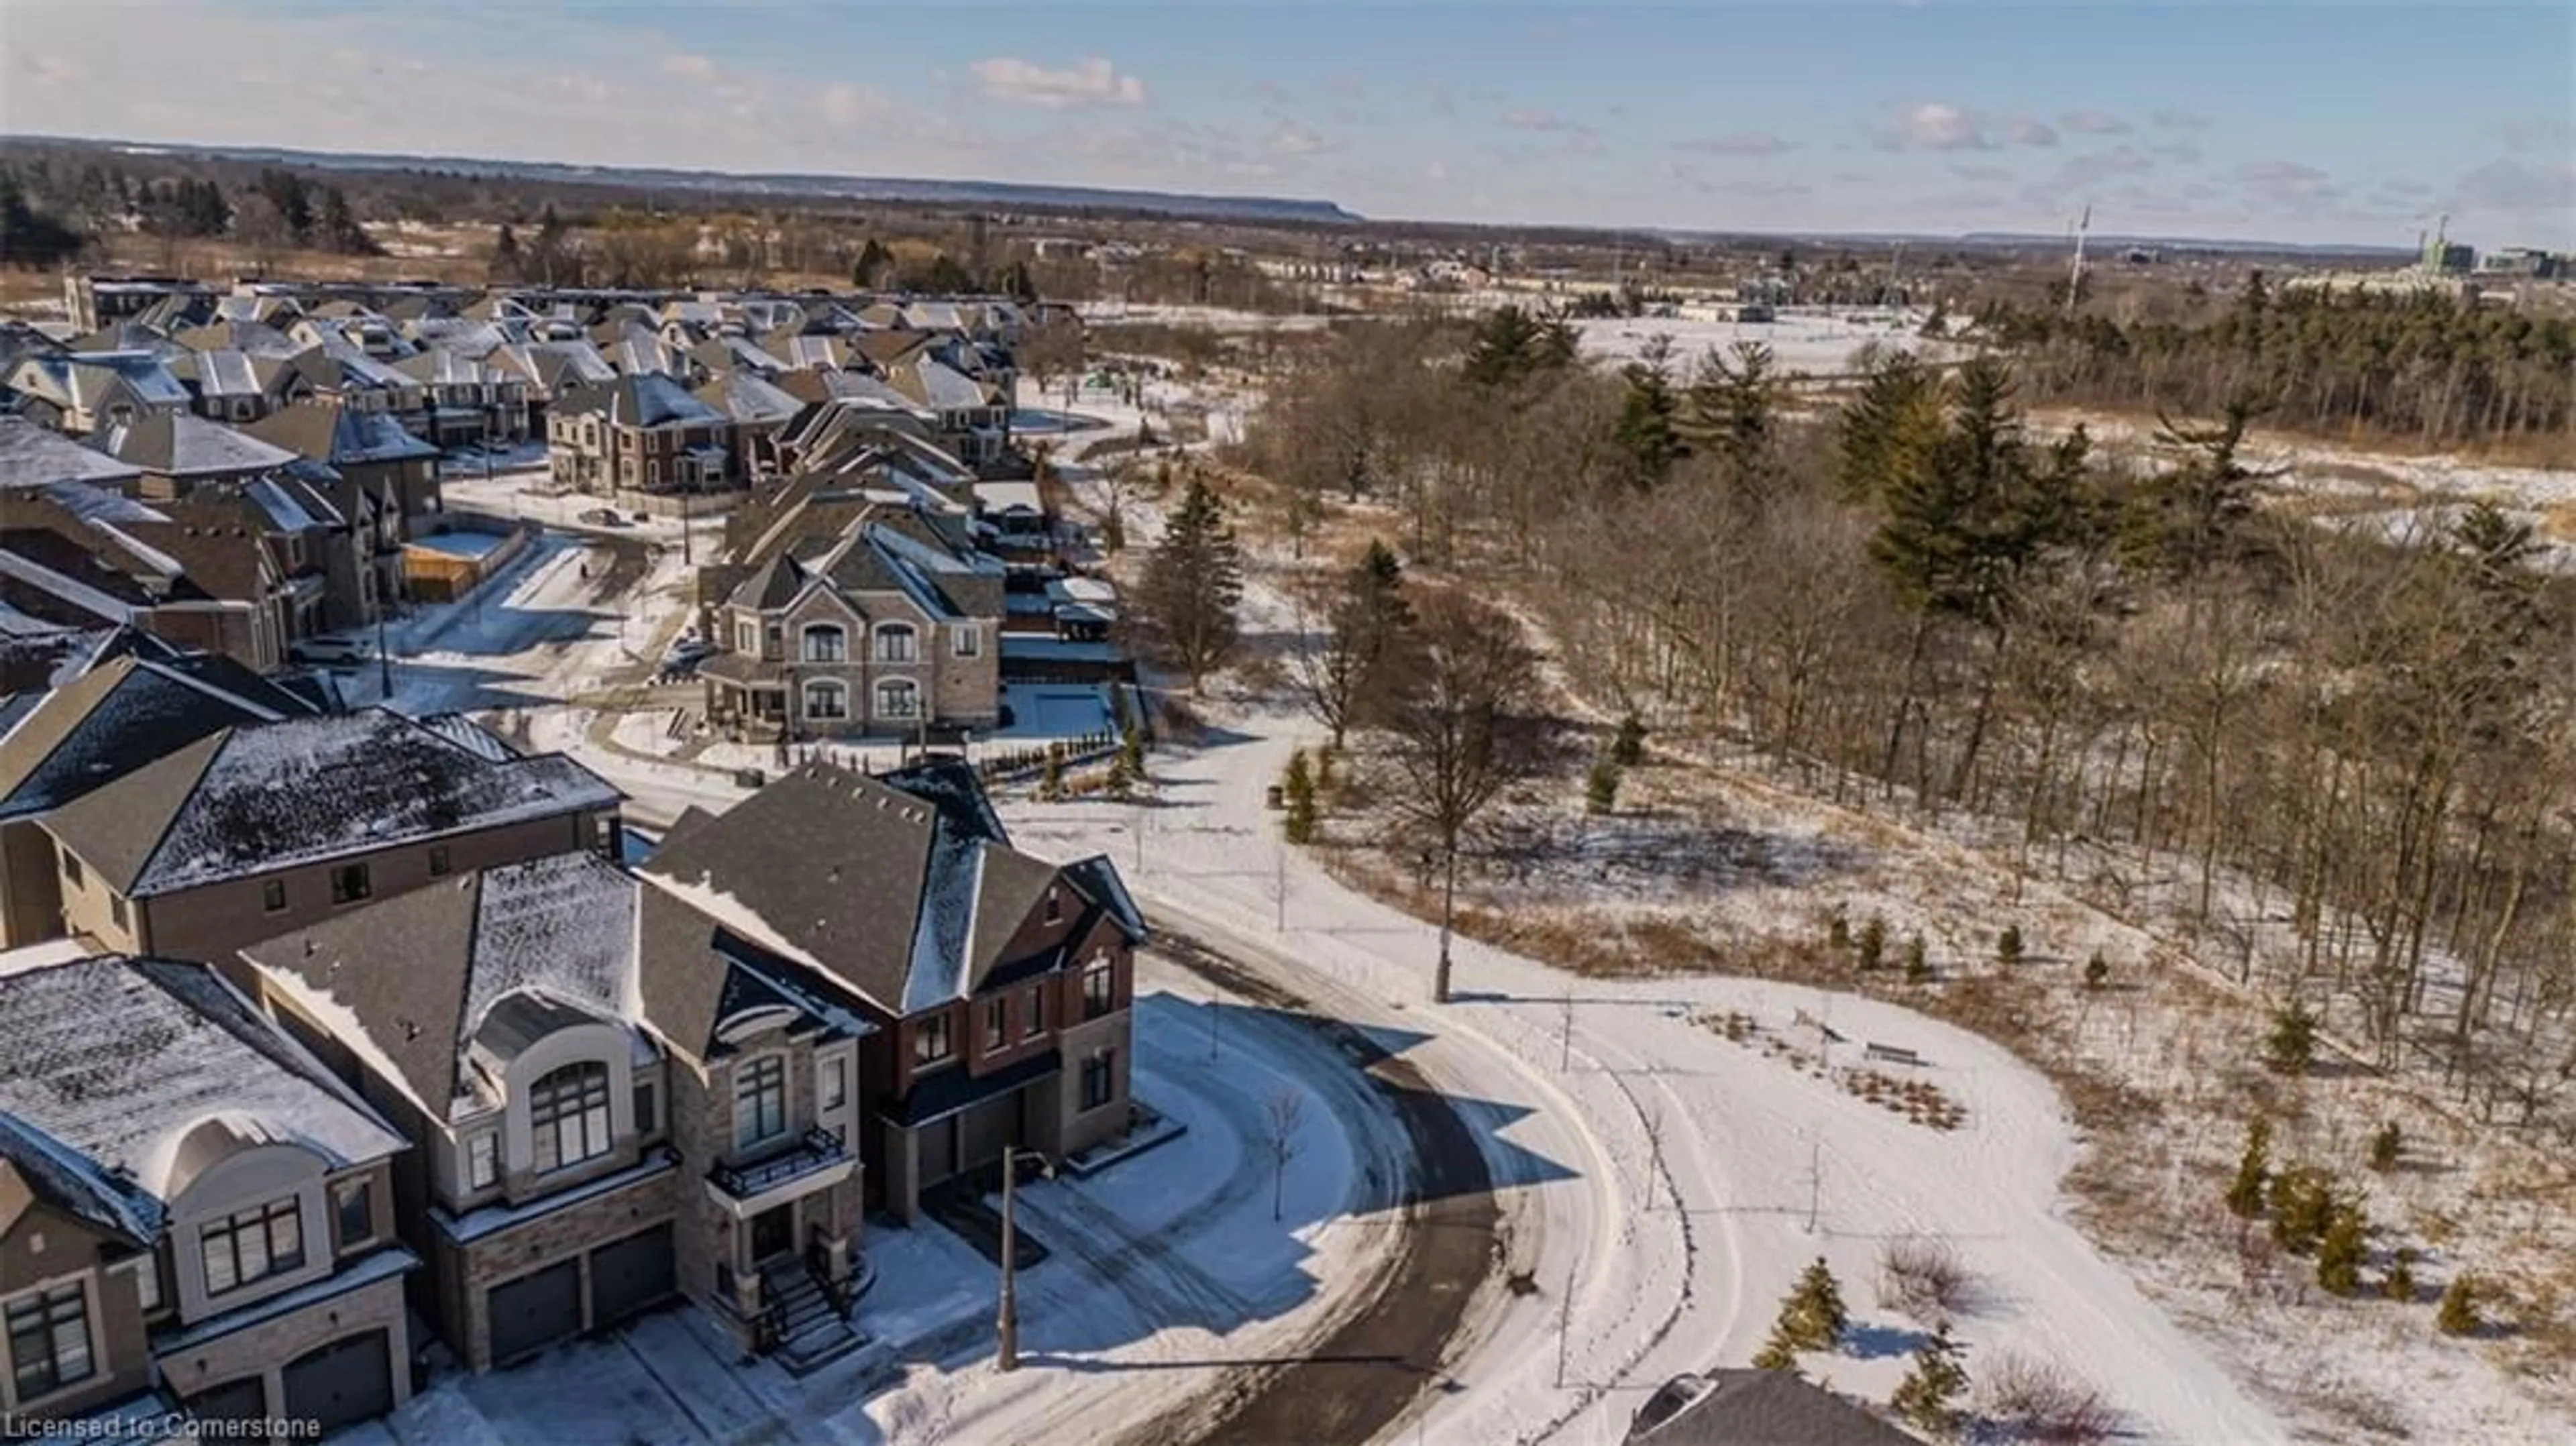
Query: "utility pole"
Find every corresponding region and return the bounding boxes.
[1803,1131,1822,1235]
[1559,993,1574,1072]
[2064,203,2092,320]
[996,1146,1046,1371]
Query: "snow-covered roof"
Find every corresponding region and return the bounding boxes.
[42,708,623,897]
[241,852,642,1122]
[0,416,147,491]
[95,411,302,479]
[0,952,407,1236]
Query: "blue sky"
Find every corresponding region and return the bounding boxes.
[4,1,2569,245]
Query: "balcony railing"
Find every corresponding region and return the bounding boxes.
[709,1125,846,1200]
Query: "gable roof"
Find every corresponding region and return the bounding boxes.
[243,403,439,466]
[41,708,622,897]
[94,411,301,479]
[240,851,639,1122]
[0,415,147,491]
[0,652,297,822]
[553,373,728,429]
[1626,1372,1926,1446]
[0,951,407,1235]
[637,759,1126,1016]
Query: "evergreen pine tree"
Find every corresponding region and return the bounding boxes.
[2369,1121,2402,1172]
[1904,934,1931,983]
[1679,341,1783,502]
[853,236,892,288]
[1750,1323,1801,1373]
[1613,334,1686,488]
[2316,1201,2367,1294]
[1856,916,1887,972]
[1996,924,2024,964]
[2436,1274,2480,1336]
[1137,478,1244,692]
[2265,999,2319,1074]
[2225,1117,2271,1218]
[1282,750,1318,844]
[2084,950,2110,990]
[1827,911,1851,950]
[1610,712,1648,767]
[1039,747,1064,801]
[1889,1321,1968,1433]
[2382,1247,2417,1302]
[1782,1257,1848,1349]
[2269,1167,2334,1255]
[1585,757,1621,815]
[490,223,523,282]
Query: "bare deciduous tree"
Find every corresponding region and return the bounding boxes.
[1264,1089,1305,1222]
[1376,590,1550,1002]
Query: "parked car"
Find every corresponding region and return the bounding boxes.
[578,508,629,526]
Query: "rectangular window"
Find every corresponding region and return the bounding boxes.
[1083,960,1116,1020]
[982,998,1007,1051]
[329,862,372,905]
[466,1131,499,1190]
[334,1179,374,1248]
[1081,1051,1116,1111]
[820,1056,846,1111]
[428,845,451,877]
[875,628,917,663]
[1022,987,1046,1040]
[737,622,757,653]
[5,1282,93,1402]
[263,879,287,913]
[60,850,85,888]
[200,1199,303,1296]
[109,895,128,930]
[733,1055,788,1149]
[952,626,980,658]
[531,1064,613,1174]
[633,1079,659,1137]
[1044,888,1062,926]
[913,1014,953,1068]
[131,1256,162,1314]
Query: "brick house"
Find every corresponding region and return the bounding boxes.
[0,950,414,1433]
[30,709,621,971]
[545,375,737,498]
[635,760,1146,1231]
[237,853,688,1372]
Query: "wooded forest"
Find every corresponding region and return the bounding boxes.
[1230,305,2576,1133]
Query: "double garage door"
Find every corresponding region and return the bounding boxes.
[488,1223,676,1366]
[185,1329,394,1437]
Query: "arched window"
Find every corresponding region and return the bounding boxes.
[804,679,849,722]
[529,1061,612,1174]
[801,623,847,663]
[873,622,918,663]
[875,679,920,720]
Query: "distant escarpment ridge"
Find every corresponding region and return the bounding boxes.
[0,133,1366,225]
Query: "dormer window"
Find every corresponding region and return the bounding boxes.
[201,1199,303,1295]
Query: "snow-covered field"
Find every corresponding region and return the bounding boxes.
[1570,309,1960,376]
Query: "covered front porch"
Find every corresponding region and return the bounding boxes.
[701,1126,864,1365]
[875,1050,1063,1224]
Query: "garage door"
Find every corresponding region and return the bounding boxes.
[917,1115,956,1186]
[488,1258,582,1365]
[281,1329,392,1436]
[184,1376,268,1425]
[959,1095,1020,1180]
[588,1223,676,1328]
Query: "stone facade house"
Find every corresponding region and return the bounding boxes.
[237,852,688,1372]
[1,353,192,436]
[695,511,1004,742]
[635,761,1146,1231]
[0,950,414,1434]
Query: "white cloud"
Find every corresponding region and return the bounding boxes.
[820,82,890,127]
[967,56,1148,109]
[2453,157,2576,217]
[2060,109,2129,135]
[659,54,717,80]
[1888,102,1987,151]
[1673,131,1795,157]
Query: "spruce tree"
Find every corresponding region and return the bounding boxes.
[1750,1323,1801,1373]
[1613,335,1685,488]
[1282,750,1318,844]
[1782,1257,1848,1349]
[2316,1202,2366,1294]
[1610,712,1648,767]
[1889,1321,1968,1433]
[1904,934,1931,983]
[2382,1247,2417,1302]
[2369,1121,2402,1172]
[2436,1274,2480,1336]
[1138,478,1244,692]
[490,223,523,282]
[2084,950,2110,990]
[1679,341,1783,502]
[2225,1117,2271,1218]
[1856,916,1887,972]
[2265,999,2319,1074]
[1996,924,2024,965]
[2269,1167,2334,1255]
[1586,757,1621,815]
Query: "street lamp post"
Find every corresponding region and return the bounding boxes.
[996,1145,1051,1372]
